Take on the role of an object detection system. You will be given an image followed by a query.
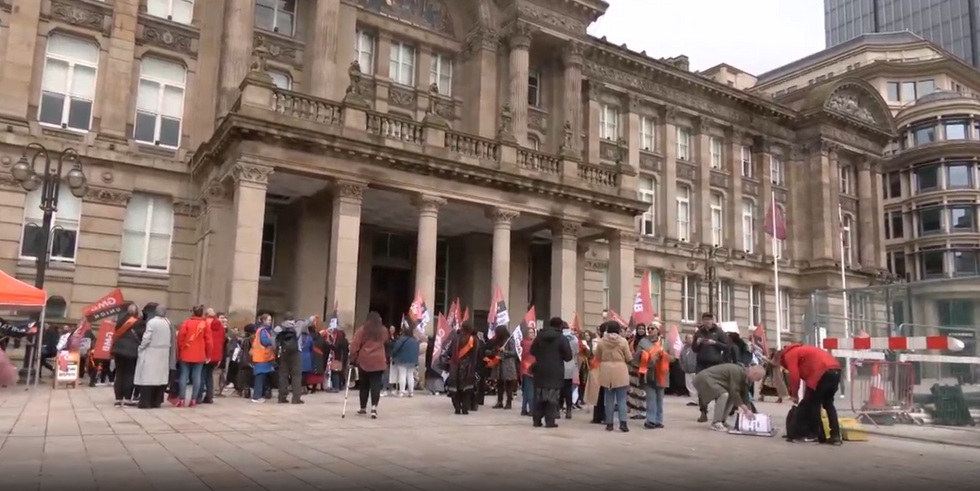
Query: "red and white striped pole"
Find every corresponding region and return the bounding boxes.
[823,335,966,352]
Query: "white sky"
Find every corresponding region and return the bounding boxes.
[588,0,826,75]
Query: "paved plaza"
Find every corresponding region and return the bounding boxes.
[0,386,978,491]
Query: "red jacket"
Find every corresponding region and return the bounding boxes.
[205,317,225,363]
[349,328,387,372]
[520,338,535,377]
[177,317,213,364]
[781,344,841,395]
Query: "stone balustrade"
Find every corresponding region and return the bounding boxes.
[517,148,561,175]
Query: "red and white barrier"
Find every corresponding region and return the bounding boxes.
[823,336,965,352]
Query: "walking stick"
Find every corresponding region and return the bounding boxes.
[341,366,354,418]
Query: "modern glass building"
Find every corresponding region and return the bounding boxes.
[825,0,980,66]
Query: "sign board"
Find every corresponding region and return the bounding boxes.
[56,351,80,382]
[91,319,116,360]
[729,412,776,437]
[719,321,740,334]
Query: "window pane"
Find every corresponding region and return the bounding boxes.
[121,231,146,267]
[133,112,157,143]
[123,195,149,233]
[276,10,294,35]
[951,208,975,231]
[50,228,77,259]
[161,86,184,118]
[919,208,942,235]
[270,71,291,90]
[945,122,967,140]
[21,224,44,258]
[147,0,170,19]
[71,65,96,98]
[147,234,170,269]
[67,99,92,130]
[42,59,69,94]
[922,251,945,277]
[137,80,161,113]
[149,198,173,234]
[255,4,275,31]
[947,165,972,188]
[56,188,82,220]
[172,0,194,24]
[953,252,977,276]
[47,35,98,63]
[142,58,185,86]
[39,93,66,126]
[916,166,939,191]
[887,83,899,101]
[901,81,916,101]
[158,117,181,147]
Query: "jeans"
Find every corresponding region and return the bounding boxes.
[252,372,269,401]
[381,367,390,391]
[798,369,842,441]
[394,364,414,394]
[331,371,344,391]
[559,379,574,411]
[603,386,629,425]
[521,377,535,413]
[645,386,666,425]
[358,369,383,409]
[178,362,204,402]
[199,363,216,402]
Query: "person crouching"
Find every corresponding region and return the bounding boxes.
[693,363,765,431]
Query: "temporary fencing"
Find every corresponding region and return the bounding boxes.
[848,359,916,426]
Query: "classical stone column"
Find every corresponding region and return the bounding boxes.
[695,117,712,245]
[100,0,139,139]
[461,25,499,138]
[488,208,520,308]
[304,0,341,98]
[585,83,602,163]
[227,163,274,319]
[550,220,580,320]
[857,159,877,268]
[201,180,234,310]
[415,194,446,319]
[561,43,584,157]
[291,198,332,317]
[507,23,533,146]
[0,0,42,120]
[327,180,367,331]
[663,107,679,238]
[808,141,837,262]
[756,138,774,256]
[218,0,256,115]
[608,230,638,317]
[727,129,745,251]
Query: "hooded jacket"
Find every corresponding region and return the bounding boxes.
[780,344,841,395]
[692,324,731,370]
[594,332,632,388]
[529,327,573,389]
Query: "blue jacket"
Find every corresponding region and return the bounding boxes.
[391,336,420,366]
[300,332,314,373]
[253,326,276,375]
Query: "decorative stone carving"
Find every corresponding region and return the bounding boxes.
[528,110,545,130]
[353,0,454,37]
[84,187,131,206]
[0,174,20,190]
[141,19,196,57]
[554,220,581,238]
[344,61,370,107]
[464,25,498,55]
[615,138,628,163]
[50,0,108,35]
[563,42,584,67]
[613,230,640,246]
[516,3,586,35]
[174,200,201,217]
[774,189,787,202]
[415,194,446,213]
[488,208,519,225]
[559,121,574,155]
[434,99,454,119]
[826,89,875,124]
[231,163,273,185]
[709,170,729,188]
[857,159,874,172]
[587,81,602,101]
[599,141,619,161]
[840,197,858,212]
[204,178,232,203]
[508,23,534,49]
[389,86,416,109]
[423,84,451,128]
[585,260,605,272]
[253,34,299,65]
[639,154,660,171]
[677,162,697,181]
[663,105,678,123]
[627,94,642,113]
[497,103,515,141]
[335,181,366,201]
[742,180,760,197]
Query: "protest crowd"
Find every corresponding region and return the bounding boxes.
[0,280,844,445]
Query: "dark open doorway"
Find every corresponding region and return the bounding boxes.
[369,266,413,327]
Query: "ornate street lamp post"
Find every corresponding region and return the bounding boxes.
[686,245,733,317]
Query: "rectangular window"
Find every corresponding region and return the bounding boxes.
[917,79,935,97]
[682,275,699,323]
[20,186,82,262]
[260,215,277,279]
[770,155,784,185]
[39,35,99,131]
[915,165,940,192]
[710,193,723,247]
[937,299,975,326]
[640,117,656,151]
[946,164,973,189]
[918,206,943,236]
[388,41,416,86]
[602,269,609,310]
[528,71,540,107]
[749,285,762,327]
[887,172,902,198]
[718,281,733,322]
[944,120,968,140]
[638,177,656,236]
[134,57,186,148]
[952,250,978,276]
[255,0,296,36]
[839,165,853,194]
[887,251,907,279]
[710,137,723,168]
[676,127,691,161]
[911,125,937,146]
[121,194,173,271]
[885,211,904,239]
[147,0,194,24]
[740,145,753,177]
[886,82,900,101]
[429,53,453,95]
[779,288,791,333]
[900,81,916,101]
[354,30,375,75]
[599,105,619,140]
[269,71,291,90]
[676,185,691,242]
[841,214,853,266]
[741,199,755,253]
[920,249,946,279]
[950,207,975,232]
[648,272,663,317]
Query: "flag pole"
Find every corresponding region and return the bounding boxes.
[771,191,782,351]
[837,203,851,397]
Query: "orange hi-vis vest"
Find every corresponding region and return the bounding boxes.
[637,341,670,387]
[250,327,274,364]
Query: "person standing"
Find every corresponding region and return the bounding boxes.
[200,308,224,404]
[135,306,172,409]
[275,314,308,404]
[693,363,765,431]
[691,312,731,422]
[250,317,275,402]
[328,330,349,393]
[519,326,537,416]
[594,321,633,433]
[559,323,579,419]
[391,325,420,397]
[627,324,649,421]
[637,324,671,429]
[416,333,428,391]
[111,304,145,407]
[350,312,388,418]
[487,325,519,410]
[679,334,698,407]
[528,318,573,428]
[775,344,843,445]
[443,321,481,415]
[175,306,212,407]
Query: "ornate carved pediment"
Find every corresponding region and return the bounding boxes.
[353,0,455,37]
[253,33,302,68]
[47,0,112,37]
[138,14,199,58]
[816,80,895,135]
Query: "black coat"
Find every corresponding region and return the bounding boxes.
[692,324,731,371]
[109,314,145,360]
[529,328,573,389]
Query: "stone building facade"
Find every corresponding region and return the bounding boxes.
[0,0,894,342]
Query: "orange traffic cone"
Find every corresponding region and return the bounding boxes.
[867,362,887,409]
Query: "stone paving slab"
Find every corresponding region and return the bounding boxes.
[0,386,978,491]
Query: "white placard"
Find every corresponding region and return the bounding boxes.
[734,412,772,434]
[720,321,740,334]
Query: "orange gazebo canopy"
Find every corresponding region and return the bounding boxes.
[0,269,46,309]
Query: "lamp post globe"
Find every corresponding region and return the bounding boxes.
[11,156,33,183]
[23,174,43,192]
[66,165,86,189]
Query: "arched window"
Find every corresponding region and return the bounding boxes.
[45,296,68,319]
[39,34,99,131]
[528,135,540,151]
[134,57,187,148]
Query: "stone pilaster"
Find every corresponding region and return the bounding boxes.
[507,23,533,146]
[756,138,774,256]
[695,117,712,245]
[218,0,256,115]
[415,194,446,327]
[0,0,42,120]
[809,141,837,262]
[201,179,234,310]
[608,230,638,317]
[304,0,341,98]
[663,107,679,239]
[857,159,877,268]
[488,208,519,310]
[227,163,273,319]
[291,198,332,317]
[585,83,602,164]
[727,129,745,251]
[461,25,499,138]
[622,95,641,191]
[100,0,139,139]
[561,42,584,158]
[327,180,366,332]
[550,220,580,320]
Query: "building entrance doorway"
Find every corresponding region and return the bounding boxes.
[369,266,413,328]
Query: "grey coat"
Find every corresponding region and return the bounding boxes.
[490,337,519,382]
[135,315,173,386]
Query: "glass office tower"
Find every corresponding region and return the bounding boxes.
[825,0,979,66]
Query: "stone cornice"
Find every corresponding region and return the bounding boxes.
[83,187,131,206]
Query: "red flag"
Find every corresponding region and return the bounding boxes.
[608,310,629,328]
[462,307,470,323]
[487,286,500,330]
[82,289,126,323]
[752,324,769,358]
[432,314,452,361]
[409,288,424,324]
[632,271,655,325]
[91,319,116,360]
[666,325,683,357]
[523,307,537,331]
[570,312,581,333]
[449,298,460,328]
[764,201,787,240]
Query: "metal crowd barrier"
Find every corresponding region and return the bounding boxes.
[849,359,916,427]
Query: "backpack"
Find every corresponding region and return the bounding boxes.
[277,327,299,354]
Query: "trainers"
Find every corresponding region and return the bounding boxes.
[397,392,405,398]
[370,408,378,419]
[356,409,367,415]
[251,398,265,404]
[710,422,728,432]
[407,392,413,398]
